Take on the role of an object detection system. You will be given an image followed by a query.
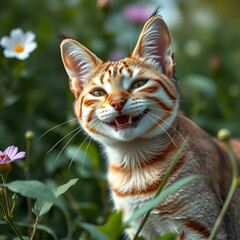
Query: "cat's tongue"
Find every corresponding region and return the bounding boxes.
[114,115,131,126]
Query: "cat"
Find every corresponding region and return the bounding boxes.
[59,10,240,240]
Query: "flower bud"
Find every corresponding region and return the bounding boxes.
[25,130,34,141]
[12,193,18,201]
[0,163,12,179]
[217,128,231,142]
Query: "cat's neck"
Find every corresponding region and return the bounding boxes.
[104,121,180,170]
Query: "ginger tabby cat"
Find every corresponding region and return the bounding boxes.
[60,10,240,240]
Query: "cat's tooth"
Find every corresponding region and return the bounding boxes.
[114,119,120,127]
[128,116,132,124]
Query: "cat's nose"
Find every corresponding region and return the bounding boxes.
[110,98,126,111]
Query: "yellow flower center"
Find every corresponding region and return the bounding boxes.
[14,44,24,53]
[0,155,7,161]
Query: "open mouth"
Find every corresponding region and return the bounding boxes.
[106,109,149,132]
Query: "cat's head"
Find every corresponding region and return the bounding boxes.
[60,13,179,143]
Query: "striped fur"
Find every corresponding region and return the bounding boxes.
[60,12,240,240]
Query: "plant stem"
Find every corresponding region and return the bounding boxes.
[29,216,39,240]
[5,214,24,240]
[2,177,11,216]
[133,211,151,239]
[208,141,239,240]
[24,131,34,233]
[133,140,188,240]
[0,197,24,240]
[10,194,17,216]
[5,73,19,100]
[0,198,7,216]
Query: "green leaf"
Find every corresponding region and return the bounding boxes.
[0,235,8,240]
[96,211,123,240]
[4,95,19,107]
[33,178,78,217]
[154,233,178,240]
[0,180,57,203]
[76,221,109,240]
[183,74,217,96]
[125,174,206,225]
[76,212,124,240]
[32,199,52,217]
[13,237,28,240]
[53,178,79,197]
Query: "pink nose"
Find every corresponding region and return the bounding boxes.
[110,98,126,111]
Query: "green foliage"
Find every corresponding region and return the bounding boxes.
[0,0,239,239]
[126,174,205,227]
[77,211,123,240]
[0,180,57,203]
[33,178,79,217]
[154,233,178,240]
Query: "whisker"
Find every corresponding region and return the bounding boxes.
[148,107,199,128]
[144,114,179,150]
[90,117,105,136]
[135,99,186,105]
[47,127,81,154]
[81,138,93,174]
[68,117,102,169]
[148,111,190,150]
[55,128,83,163]
[38,117,78,139]
[68,135,92,169]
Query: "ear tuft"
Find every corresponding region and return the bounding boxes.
[150,6,162,18]
[56,33,70,44]
[131,15,176,77]
[60,39,102,98]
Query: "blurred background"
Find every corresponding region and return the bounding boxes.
[0,0,239,239]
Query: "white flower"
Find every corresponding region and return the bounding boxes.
[0,28,37,60]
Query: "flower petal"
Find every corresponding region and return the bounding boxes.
[24,42,37,53]
[3,49,16,58]
[16,52,30,60]
[3,146,13,155]
[23,31,36,44]
[10,28,24,40]
[2,156,11,163]
[11,28,26,46]
[4,146,18,158]
[0,36,13,48]
[11,151,26,161]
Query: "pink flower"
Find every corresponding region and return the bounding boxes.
[0,146,26,164]
[123,4,154,24]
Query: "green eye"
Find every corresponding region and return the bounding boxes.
[132,79,148,89]
[90,90,107,97]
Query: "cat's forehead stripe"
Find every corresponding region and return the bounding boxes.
[99,61,137,85]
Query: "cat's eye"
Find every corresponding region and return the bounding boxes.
[90,90,107,97]
[131,79,148,89]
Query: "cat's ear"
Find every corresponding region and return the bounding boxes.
[131,15,175,77]
[60,38,102,98]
